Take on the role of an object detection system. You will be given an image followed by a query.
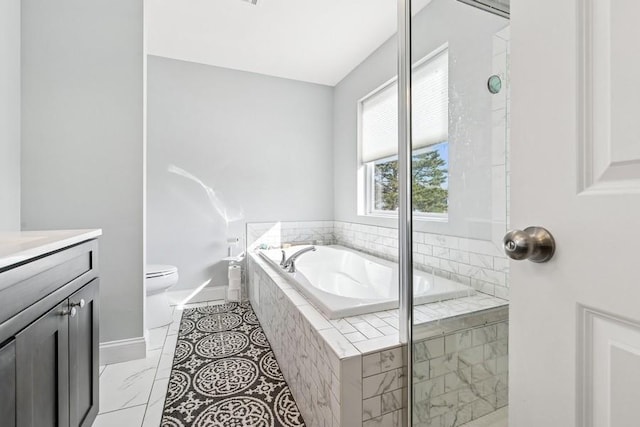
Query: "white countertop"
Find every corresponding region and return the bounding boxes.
[0,229,102,270]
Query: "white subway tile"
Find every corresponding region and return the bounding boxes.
[493,256,509,273]
[362,368,403,399]
[381,389,403,414]
[299,304,333,331]
[345,331,368,343]
[363,396,382,420]
[469,253,494,269]
[353,335,401,355]
[380,347,403,371]
[363,353,382,377]
[331,319,358,334]
[378,325,399,336]
[416,243,433,256]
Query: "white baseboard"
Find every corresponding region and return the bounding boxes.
[167,286,227,306]
[100,336,147,365]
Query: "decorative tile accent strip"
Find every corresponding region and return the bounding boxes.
[160,302,305,427]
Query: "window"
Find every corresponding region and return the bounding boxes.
[359,48,449,218]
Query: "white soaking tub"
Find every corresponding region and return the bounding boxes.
[259,245,475,319]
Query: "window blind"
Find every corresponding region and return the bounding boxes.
[361,49,448,163]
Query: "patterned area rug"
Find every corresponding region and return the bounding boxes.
[161,302,306,427]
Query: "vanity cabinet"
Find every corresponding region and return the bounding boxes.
[16,299,70,427]
[68,280,99,427]
[0,236,100,427]
[0,339,16,427]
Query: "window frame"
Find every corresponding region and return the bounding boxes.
[357,45,450,222]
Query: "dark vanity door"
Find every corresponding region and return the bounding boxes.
[16,301,70,427]
[68,279,99,427]
[0,339,16,427]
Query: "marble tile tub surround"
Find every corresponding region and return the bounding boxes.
[249,252,362,427]
[248,251,507,356]
[412,320,509,427]
[246,220,510,300]
[361,346,406,427]
[247,252,508,427]
[360,318,508,427]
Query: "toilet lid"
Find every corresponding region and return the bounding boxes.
[146,264,178,278]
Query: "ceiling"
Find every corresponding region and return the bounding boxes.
[146,0,430,86]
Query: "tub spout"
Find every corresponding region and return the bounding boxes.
[282,246,316,273]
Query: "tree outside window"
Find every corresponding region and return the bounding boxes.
[372,142,448,214]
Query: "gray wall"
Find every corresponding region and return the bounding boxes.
[147,56,333,292]
[21,0,145,344]
[0,0,21,231]
[333,0,507,239]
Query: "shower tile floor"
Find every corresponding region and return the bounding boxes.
[93,299,508,427]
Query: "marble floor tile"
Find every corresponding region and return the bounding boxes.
[167,308,182,335]
[180,301,208,309]
[155,333,178,380]
[147,326,169,351]
[99,349,161,414]
[141,378,169,427]
[93,404,146,427]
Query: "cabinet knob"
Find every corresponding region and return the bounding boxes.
[62,307,77,317]
[71,299,86,309]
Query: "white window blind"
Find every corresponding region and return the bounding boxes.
[361,49,449,163]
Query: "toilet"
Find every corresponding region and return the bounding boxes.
[146,264,178,329]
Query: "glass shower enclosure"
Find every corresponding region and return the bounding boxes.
[397,0,510,425]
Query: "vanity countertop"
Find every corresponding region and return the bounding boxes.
[0,229,102,270]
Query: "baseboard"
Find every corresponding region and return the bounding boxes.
[166,286,227,306]
[99,335,147,365]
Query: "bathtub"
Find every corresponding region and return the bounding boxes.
[259,245,475,319]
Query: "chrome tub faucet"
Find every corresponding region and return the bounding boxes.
[281,246,316,273]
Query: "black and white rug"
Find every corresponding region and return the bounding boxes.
[161,301,306,427]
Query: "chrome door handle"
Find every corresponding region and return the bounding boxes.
[503,226,556,263]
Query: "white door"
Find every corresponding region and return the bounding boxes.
[510,0,640,426]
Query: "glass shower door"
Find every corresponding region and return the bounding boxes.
[399,0,510,425]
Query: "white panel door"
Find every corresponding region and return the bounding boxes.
[510,0,640,426]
